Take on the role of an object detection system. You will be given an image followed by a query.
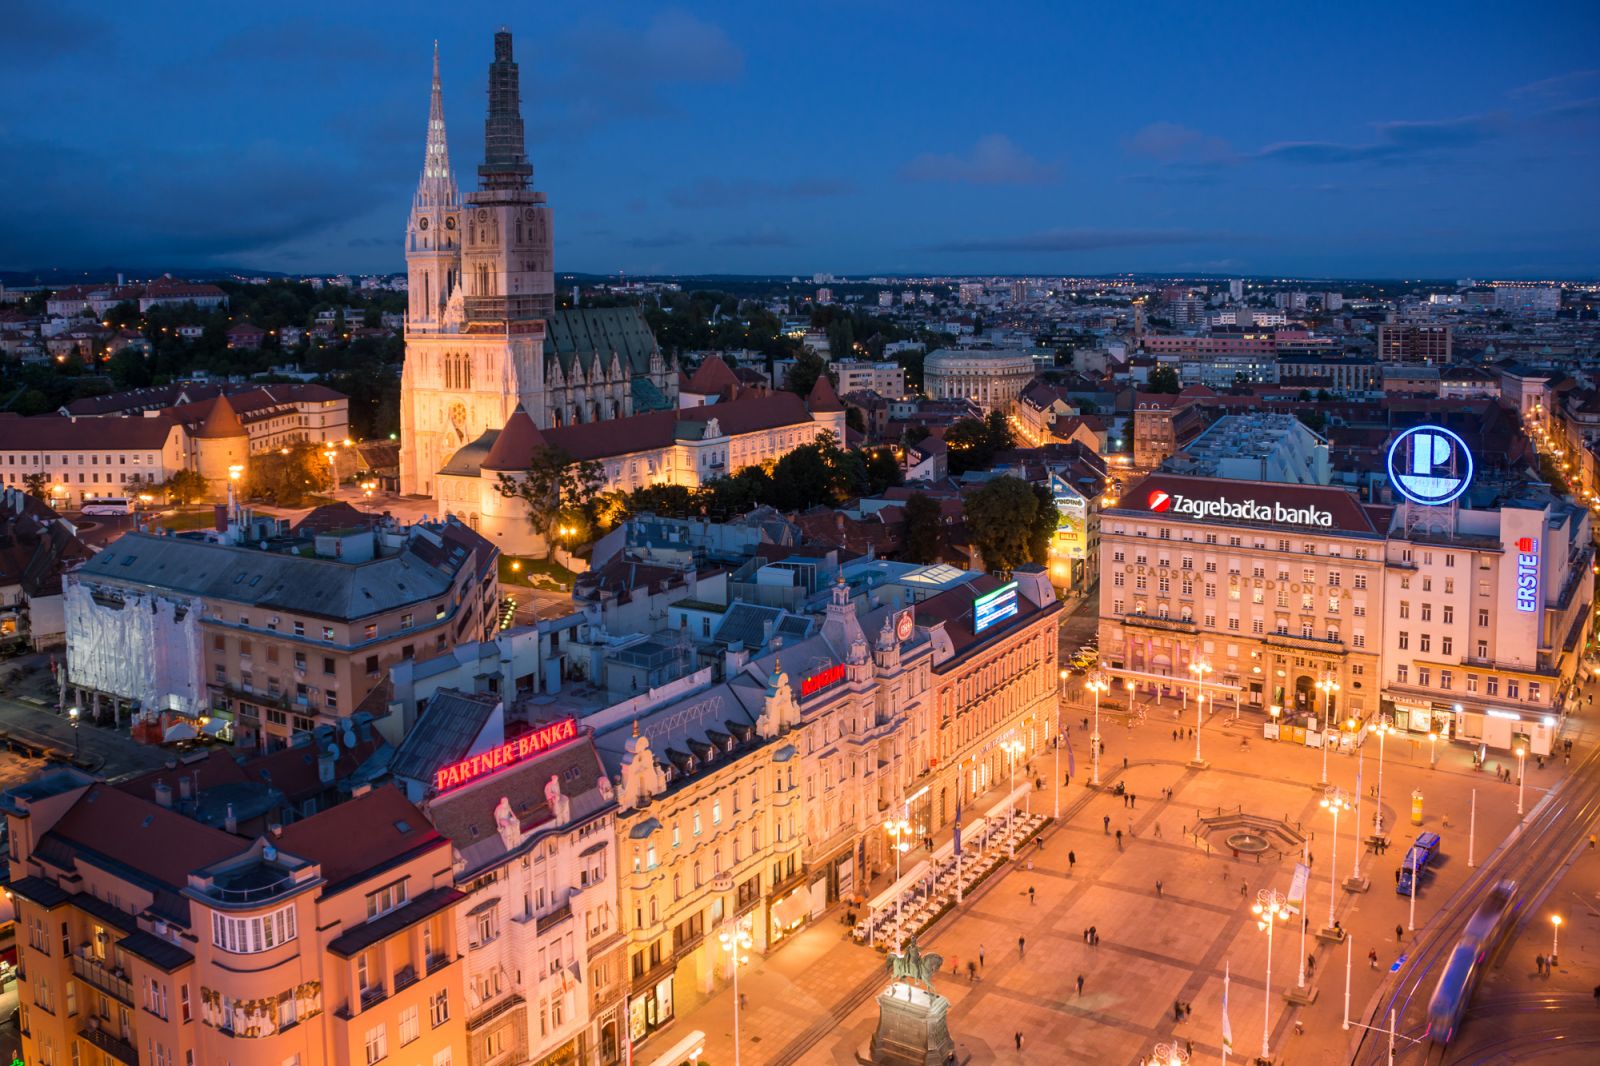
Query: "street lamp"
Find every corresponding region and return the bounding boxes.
[1188,659,1212,767]
[68,706,80,756]
[1320,789,1351,931]
[1427,731,1438,768]
[1551,914,1562,964]
[1001,738,1025,857]
[1085,672,1109,787]
[322,447,338,490]
[1372,714,1394,839]
[883,817,911,930]
[1515,745,1527,815]
[1145,1041,1189,1066]
[1252,888,1289,1062]
[1055,668,1067,820]
[718,922,753,1066]
[1316,674,1340,786]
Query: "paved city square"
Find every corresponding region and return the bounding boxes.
[678,692,1594,1065]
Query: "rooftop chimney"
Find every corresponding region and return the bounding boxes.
[153,781,173,808]
[224,803,238,834]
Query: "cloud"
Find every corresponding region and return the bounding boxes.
[928,228,1236,253]
[1252,112,1508,164]
[1124,122,1234,165]
[666,176,854,210]
[6,4,106,64]
[714,226,795,248]
[1509,69,1600,99]
[900,134,1060,186]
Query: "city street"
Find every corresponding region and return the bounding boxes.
[671,689,1596,1065]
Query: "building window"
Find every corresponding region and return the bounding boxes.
[365,880,408,920]
[1506,680,1520,699]
[364,1024,387,1065]
[1396,665,1408,683]
[211,905,298,954]
[1529,681,1541,703]
[1486,677,1499,696]
[1398,632,1409,651]
[1443,606,1454,624]
[429,990,450,1027]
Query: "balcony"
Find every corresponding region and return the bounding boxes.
[425,952,451,976]
[535,901,573,936]
[79,1023,138,1066]
[335,983,388,1020]
[1262,631,1347,654]
[72,955,134,1005]
[392,965,418,994]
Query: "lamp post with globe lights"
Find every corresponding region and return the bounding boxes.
[1551,914,1562,964]
[718,922,753,1066]
[1516,745,1527,815]
[1188,659,1212,767]
[1316,674,1340,786]
[1145,1041,1189,1066]
[1085,672,1110,787]
[1055,668,1067,819]
[1320,789,1351,931]
[1253,888,1289,1062]
[883,817,911,931]
[1372,714,1394,839]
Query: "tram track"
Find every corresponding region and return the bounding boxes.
[1350,742,1600,1063]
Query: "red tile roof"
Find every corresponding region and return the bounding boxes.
[807,373,845,413]
[0,414,179,451]
[276,784,445,893]
[192,394,247,439]
[46,784,247,890]
[483,405,546,471]
[686,355,741,398]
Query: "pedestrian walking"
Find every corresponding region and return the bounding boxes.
[1068,850,1077,872]
[1029,885,1036,905]
[1184,1002,1192,1019]
[1307,954,1316,976]
[1395,868,1401,885]
[1130,793,1136,808]
[1018,936,1026,958]
[979,944,986,968]
[1155,879,1163,898]
[1123,755,1129,768]
[1077,974,1085,997]
[1116,829,1123,849]
[1091,928,1099,946]
[1173,999,1183,1021]
[1536,953,1546,976]
[1083,928,1090,944]
[1154,822,1163,839]
[1241,882,1249,898]
[1368,949,1379,969]
[740,991,748,1010]
[1014,1031,1023,1051]
[967,960,977,982]
[1103,815,1111,834]
[1396,924,1404,943]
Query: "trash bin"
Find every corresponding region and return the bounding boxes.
[1411,788,1424,826]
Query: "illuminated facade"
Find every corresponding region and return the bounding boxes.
[1099,474,1387,722]
[914,567,1063,835]
[6,773,468,1066]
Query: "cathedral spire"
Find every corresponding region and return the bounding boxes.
[479,28,533,190]
[416,41,458,208]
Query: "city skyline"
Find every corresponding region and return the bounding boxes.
[4,1,1600,279]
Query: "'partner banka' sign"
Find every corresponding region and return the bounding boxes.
[1515,536,1540,614]
[434,717,579,793]
[1148,488,1333,528]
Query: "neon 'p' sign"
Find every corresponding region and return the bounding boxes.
[1387,425,1473,506]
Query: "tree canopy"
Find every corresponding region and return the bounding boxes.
[496,445,606,553]
[964,475,1058,572]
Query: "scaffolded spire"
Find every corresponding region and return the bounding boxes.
[416,41,458,208]
[479,28,533,190]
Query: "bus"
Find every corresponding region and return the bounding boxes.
[81,496,136,516]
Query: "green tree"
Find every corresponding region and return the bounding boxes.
[22,472,50,502]
[786,350,834,397]
[495,446,605,552]
[162,469,209,506]
[623,483,703,517]
[1148,366,1181,393]
[107,348,154,389]
[864,449,903,495]
[826,317,855,360]
[1028,483,1060,566]
[964,476,1044,572]
[245,443,327,506]
[901,492,942,563]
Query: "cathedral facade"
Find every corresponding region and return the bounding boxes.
[399,32,676,498]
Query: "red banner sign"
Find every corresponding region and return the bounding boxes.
[433,717,579,793]
[801,663,847,698]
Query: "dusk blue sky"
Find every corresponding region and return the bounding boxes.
[4,1,1599,279]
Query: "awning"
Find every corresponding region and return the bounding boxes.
[163,722,197,743]
[0,946,16,968]
[200,718,230,737]
[771,890,809,931]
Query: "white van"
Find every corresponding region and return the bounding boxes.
[81,496,135,516]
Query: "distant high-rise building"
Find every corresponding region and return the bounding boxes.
[816,287,834,305]
[1010,279,1029,304]
[1378,322,1452,365]
[878,290,894,308]
[1228,278,1244,301]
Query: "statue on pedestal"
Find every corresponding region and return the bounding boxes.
[859,937,960,1066]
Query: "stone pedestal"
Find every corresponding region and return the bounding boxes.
[1315,926,1346,944]
[1283,982,1319,1005]
[1342,876,1371,894]
[860,984,957,1066]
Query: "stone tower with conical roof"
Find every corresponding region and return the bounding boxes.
[191,394,250,500]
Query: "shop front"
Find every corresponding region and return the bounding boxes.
[530,1035,581,1066]
[628,975,676,1049]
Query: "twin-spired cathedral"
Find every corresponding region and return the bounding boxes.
[399,33,845,556]
[398,32,678,500]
